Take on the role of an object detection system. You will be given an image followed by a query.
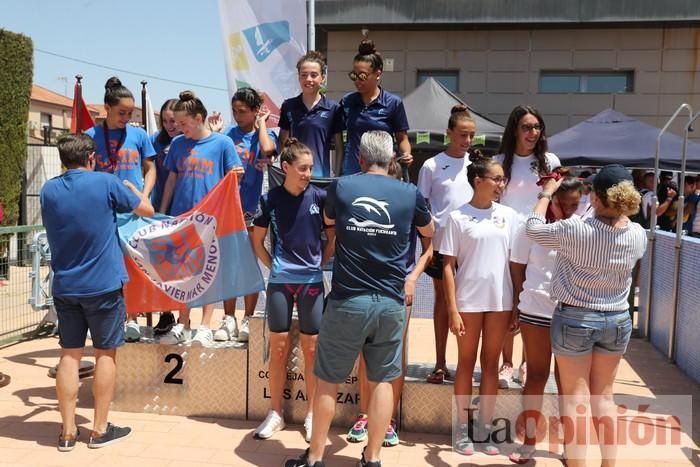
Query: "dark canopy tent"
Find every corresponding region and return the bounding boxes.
[403,78,504,181]
[548,109,700,171]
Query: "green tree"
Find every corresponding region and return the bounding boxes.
[0,29,33,226]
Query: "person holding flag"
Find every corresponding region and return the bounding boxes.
[214,87,277,344]
[157,91,243,346]
[278,51,343,177]
[85,77,157,342]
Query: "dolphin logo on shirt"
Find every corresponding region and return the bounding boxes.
[348,197,395,229]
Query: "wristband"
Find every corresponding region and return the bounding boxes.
[537,191,553,200]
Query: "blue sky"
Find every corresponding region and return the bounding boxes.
[2,0,235,123]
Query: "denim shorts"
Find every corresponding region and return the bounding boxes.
[550,304,632,357]
[314,293,406,384]
[54,288,126,350]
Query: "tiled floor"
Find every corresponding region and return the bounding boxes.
[0,314,698,466]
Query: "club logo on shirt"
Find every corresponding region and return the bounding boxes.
[319,111,329,119]
[126,212,220,303]
[492,214,507,229]
[309,203,320,215]
[377,108,386,115]
[347,197,397,236]
[441,165,450,170]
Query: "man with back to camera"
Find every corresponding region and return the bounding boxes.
[41,134,154,451]
[285,131,434,467]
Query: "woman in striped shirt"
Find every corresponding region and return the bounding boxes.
[525,164,647,466]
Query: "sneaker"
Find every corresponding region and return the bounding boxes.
[304,414,313,443]
[360,447,382,467]
[284,448,325,467]
[254,410,285,439]
[498,363,514,389]
[237,317,250,342]
[191,326,214,347]
[475,423,500,455]
[159,323,189,345]
[346,414,368,443]
[454,423,474,456]
[57,428,79,452]
[125,319,141,342]
[87,423,131,448]
[153,312,176,336]
[383,419,399,447]
[214,315,238,341]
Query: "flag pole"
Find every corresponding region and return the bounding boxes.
[140,80,148,130]
[307,0,315,50]
[74,75,83,134]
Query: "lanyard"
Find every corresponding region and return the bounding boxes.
[102,125,126,172]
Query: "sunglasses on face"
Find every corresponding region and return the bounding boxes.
[348,71,370,82]
[519,123,543,132]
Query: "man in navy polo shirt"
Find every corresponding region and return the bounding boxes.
[41,134,154,452]
[285,131,434,467]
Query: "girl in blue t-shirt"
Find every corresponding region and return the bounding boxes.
[158,90,243,347]
[278,51,343,177]
[217,88,277,344]
[339,40,411,176]
[150,99,180,213]
[86,77,157,194]
[85,76,157,342]
[249,139,335,441]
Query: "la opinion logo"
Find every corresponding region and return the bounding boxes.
[127,212,220,303]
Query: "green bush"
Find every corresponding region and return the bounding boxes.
[0,29,33,226]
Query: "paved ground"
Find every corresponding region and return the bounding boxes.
[0,314,698,467]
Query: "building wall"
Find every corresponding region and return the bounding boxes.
[324,26,700,141]
[27,102,70,142]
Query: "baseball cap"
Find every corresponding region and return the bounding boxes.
[593,164,633,192]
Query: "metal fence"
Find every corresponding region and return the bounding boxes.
[0,225,50,345]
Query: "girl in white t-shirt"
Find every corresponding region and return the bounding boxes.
[441,152,518,456]
[417,104,475,385]
[508,175,583,464]
[494,105,561,389]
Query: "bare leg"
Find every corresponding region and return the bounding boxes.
[432,278,449,372]
[365,380,394,463]
[92,348,117,434]
[56,348,83,438]
[223,298,236,318]
[307,379,338,465]
[590,352,623,467]
[391,306,412,417]
[299,333,318,415]
[520,323,553,446]
[454,313,483,425]
[200,303,216,328]
[357,356,369,415]
[267,332,292,414]
[478,312,511,425]
[243,293,258,318]
[555,353,593,467]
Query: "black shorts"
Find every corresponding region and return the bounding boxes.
[266,282,324,334]
[424,251,444,280]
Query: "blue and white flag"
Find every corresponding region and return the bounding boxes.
[218,0,307,127]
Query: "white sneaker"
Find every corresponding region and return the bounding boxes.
[254,410,285,439]
[191,326,214,347]
[214,315,238,341]
[237,317,250,342]
[304,414,312,443]
[159,323,189,345]
[125,320,141,342]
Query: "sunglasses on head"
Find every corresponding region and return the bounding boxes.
[348,71,370,82]
[519,123,543,132]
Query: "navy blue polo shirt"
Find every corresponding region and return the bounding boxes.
[325,173,431,303]
[279,94,342,177]
[339,88,410,175]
